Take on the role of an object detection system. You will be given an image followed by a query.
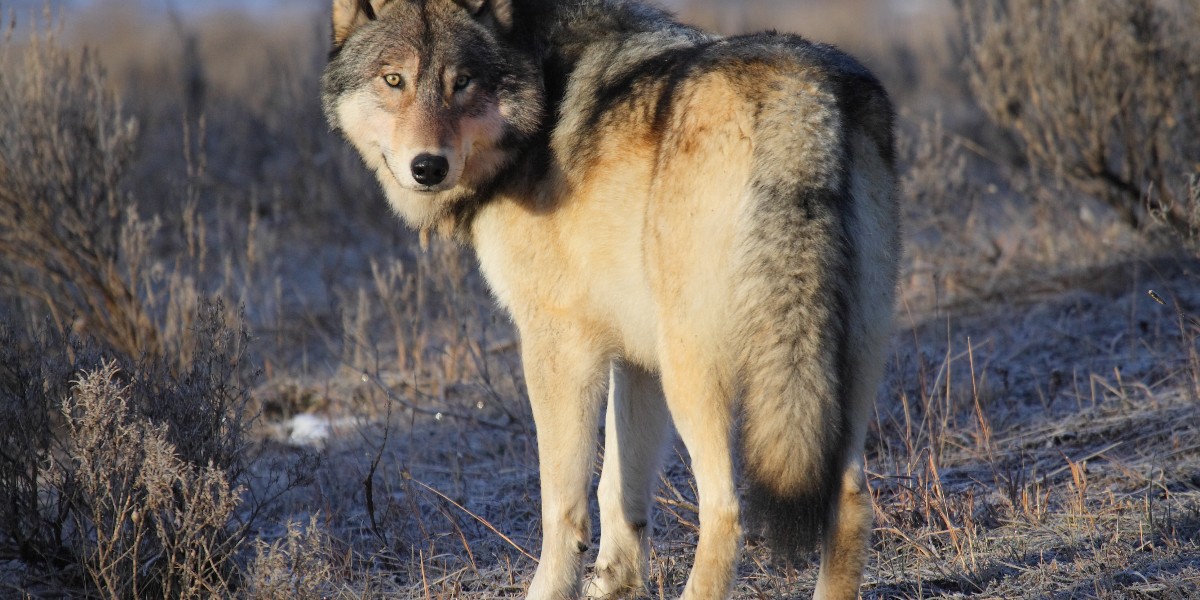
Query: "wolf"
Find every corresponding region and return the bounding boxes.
[322,0,900,598]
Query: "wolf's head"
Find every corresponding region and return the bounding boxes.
[322,0,544,232]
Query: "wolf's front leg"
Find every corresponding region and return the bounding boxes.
[587,363,671,599]
[522,327,609,600]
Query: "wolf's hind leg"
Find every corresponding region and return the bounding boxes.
[814,458,872,600]
[587,363,671,599]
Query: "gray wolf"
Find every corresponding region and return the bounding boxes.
[322,1,900,598]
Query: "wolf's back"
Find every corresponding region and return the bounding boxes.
[729,34,899,557]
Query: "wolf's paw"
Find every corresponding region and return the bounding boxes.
[585,562,646,599]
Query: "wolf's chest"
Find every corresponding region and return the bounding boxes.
[471,198,662,367]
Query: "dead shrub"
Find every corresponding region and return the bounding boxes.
[0,302,315,598]
[0,12,219,360]
[0,316,83,571]
[0,16,157,355]
[63,361,244,598]
[959,0,1200,242]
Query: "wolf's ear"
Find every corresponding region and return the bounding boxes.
[331,0,391,48]
[455,0,514,34]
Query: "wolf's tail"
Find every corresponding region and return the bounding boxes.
[733,123,859,559]
[728,42,898,560]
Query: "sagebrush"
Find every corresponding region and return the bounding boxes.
[0,304,307,598]
[960,0,1200,242]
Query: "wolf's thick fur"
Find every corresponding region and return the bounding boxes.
[322,1,900,598]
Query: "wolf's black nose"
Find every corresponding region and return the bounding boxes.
[411,154,449,186]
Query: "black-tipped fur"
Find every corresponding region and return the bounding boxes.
[357,0,377,20]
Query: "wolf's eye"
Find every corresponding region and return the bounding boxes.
[453,74,472,91]
[383,73,403,88]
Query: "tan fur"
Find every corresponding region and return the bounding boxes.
[327,4,899,597]
[588,363,669,598]
[472,73,762,600]
[815,464,874,600]
[474,76,896,599]
[331,0,390,46]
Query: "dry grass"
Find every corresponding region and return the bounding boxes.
[1,1,1199,598]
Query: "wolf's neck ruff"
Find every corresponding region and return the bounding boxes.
[431,0,702,240]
